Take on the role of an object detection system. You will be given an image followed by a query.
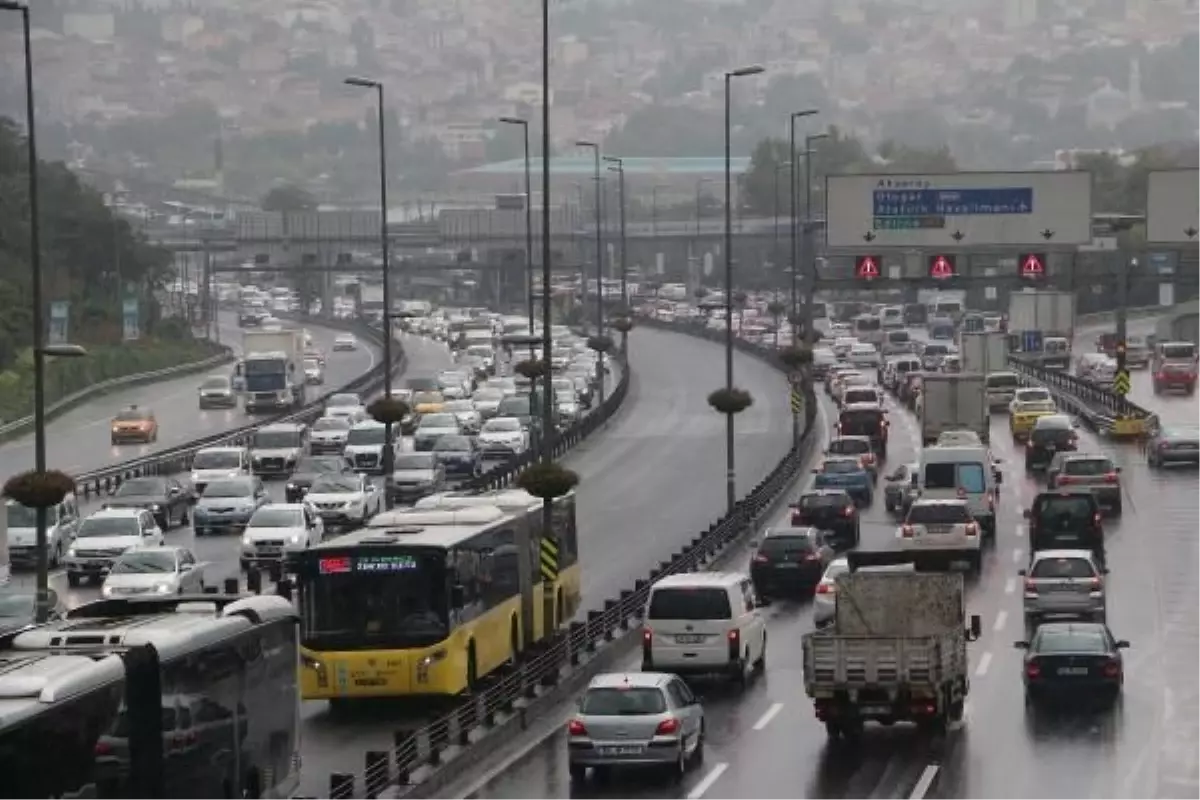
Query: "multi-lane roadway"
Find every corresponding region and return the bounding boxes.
[436,316,1197,800]
[294,325,794,795]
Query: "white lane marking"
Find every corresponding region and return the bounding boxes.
[1012,547,1023,563]
[687,763,729,800]
[751,702,784,731]
[1014,523,1026,537]
[1004,577,1016,594]
[993,611,1008,632]
[909,764,940,800]
[975,651,993,677]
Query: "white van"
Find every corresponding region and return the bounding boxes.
[878,305,905,329]
[641,572,767,685]
[881,329,912,356]
[917,446,997,536]
[985,371,1020,410]
[6,496,79,571]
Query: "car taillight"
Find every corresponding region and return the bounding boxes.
[1156,372,1166,380]
[1024,579,1037,593]
[986,493,995,509]
[728,628,740,662]
[901,524,915,538]
[1093,512,1102,526]
[842,506,855,517]
[1058,475,1073,485]
[655,717,681,736]
[1025,661,1041,679]
[816,582,834,595]
[1159,441,1171,451]
[1102,660,1121,678]
[1104,472,1118,483]
[1090,577,1103,590]
[804,552,820,561]
[862,453,875,465]
[956,487,966,498]
[965,523,978,537]
[834,424,842,434]
[752,554,769,564]
[568,718,587,736]
[94,741,112,756]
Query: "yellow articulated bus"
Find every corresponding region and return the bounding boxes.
[293,489,580,703]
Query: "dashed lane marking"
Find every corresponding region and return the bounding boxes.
[751,702,784,731]
[975,651,993,677]
[993,611,1008,632]
[909,765,939,800]
[1004,577,1016,594]
[687,763,728,800]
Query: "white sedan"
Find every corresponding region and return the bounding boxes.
[478,417,529,457]
[304,472,383,529]
[896,499,982,571]
[241,504,326,568]
[101,546,206,597]
[333,333,358,352]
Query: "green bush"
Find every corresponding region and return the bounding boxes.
[0,338,224,424]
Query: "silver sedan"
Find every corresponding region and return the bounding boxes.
[101,546,207,597]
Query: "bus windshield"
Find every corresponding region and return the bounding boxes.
[301,549,450,650]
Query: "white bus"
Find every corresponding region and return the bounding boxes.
[0,594,300,798]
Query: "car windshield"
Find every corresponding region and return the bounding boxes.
[443,401,473,413]
[433,436,472,452]
[647,587,731,620]
[1063,458,1113,476]
[249,508,305,527]
[192,451,241,469]
[310,475,362,493]
[759,533,818,555]
[202,480,253,498]
[393,453,436,470]
[78,516,139,537]
[296,457,344,474]
[110,551,176,574]
[799,493,849,509]
[909,504,971,524]
[1161,343,1195,360]
[420,414,456,428]
[1034,496,1095,528]
[0,592,35,620]
[822,460,861,474]
[1031,557,1096,579]
[113,409,149,421]
[474,388,504,402]
[253,432,299,448]
[347,426,386,445]
[413,392,443,405]
[987,374,1019,388]
[1017,390,1051,404]
[923,462,986,492]
[313,417,351,432]
[923,345,949,356]
[829,439,871,455]
[5,504,37,528]
[498,398,531,414]
[484,418,522,433]
[115,478,164,496]
[327,394,360,408]
[304,359,320,369]
[201,377,229,390]
[1034,628,1109,654]
[580,687,667,716]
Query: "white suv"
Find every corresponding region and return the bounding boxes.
[641,572,767,686]
[896,498,983,571]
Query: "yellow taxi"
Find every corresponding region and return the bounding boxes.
[1007,387,1058,442]
[110,405,158,445]
[411,390,446,414]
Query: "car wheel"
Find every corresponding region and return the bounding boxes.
[568,764,587,783]
[67,572,81,587]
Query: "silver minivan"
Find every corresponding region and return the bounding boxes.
[6,495,79,569]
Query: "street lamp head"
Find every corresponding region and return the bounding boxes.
[808,133,830,142]
[727,65,765,78]
[499,116,526,126]
[0,1,29,10]
[39,343,87,358]
[575,140,597,149]
[602,155,621,164]
[344,76,379,88]
[792,109,819,119]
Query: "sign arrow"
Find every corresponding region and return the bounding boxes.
[1041,228,1055,240]
[862,231,876,243]
[951,230,965,242]
[1186,226,1198,240]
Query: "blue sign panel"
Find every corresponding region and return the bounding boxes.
[1021,330,1043,353]
[873,187,1034,231]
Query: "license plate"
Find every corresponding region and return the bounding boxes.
[600,745,644,756]
[1045,444,1056,451]
[1058,667,1088,676]
[258,547,281,554]
[675,634,705,644]
[860,705,891,715]
[354,677,387,686]
[774,562,800,569]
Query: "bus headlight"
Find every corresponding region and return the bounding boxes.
[300,653,328,688]
[416,649,448,683]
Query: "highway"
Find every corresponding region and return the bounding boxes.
[435,316,1198,800]
[293,324,794,796]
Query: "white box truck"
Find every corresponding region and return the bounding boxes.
[240,329,306,413]
[1008,290,1076,370]
[959,331,1010,374]
[919,373,989,445]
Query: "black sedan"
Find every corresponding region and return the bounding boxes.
[750,526,834,600]
[790,490,860,548]
[1025,414,1078,472]
[102,476,190,529]
[432,435,483,479]
[1016,621,1128,707]
[285,455,351,503]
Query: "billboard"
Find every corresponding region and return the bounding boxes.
[1146,169,1199,244]
[824,171,1093,248]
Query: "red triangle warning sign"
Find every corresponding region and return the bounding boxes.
[929,254,955,279]
[855,255,880,280]
[1020,253,1045,278]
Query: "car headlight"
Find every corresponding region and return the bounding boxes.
[242,534,253,546]
[240,505,255,513]
[154,584,172,594]
[286,482,297,490]
[289,534,302,544]
[151,503,161,511]
[67,547,77,557]
[102,585,114,597]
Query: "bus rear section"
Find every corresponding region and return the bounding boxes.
[853,314,883,346]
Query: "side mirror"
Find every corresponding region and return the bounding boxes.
[1022,508,1031,520]
[180,562,192,571]
[811,469,819,474]
[450,584,466,609]
[1017,568,1027,576]
[1115,640,1130,649]
[1114,467,1122,473]
[1013,640,1029,649]
[1102,567,1110,574]
[968,614,982,641]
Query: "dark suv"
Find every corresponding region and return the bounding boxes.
[836,403,889,458]
[1025,414,1077,472]
[750,526,834,599]
[790,490,860,548]
[1025,491,1105,564]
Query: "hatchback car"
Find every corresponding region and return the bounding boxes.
[1020,549,1108,627]
[1025,491,1106,564]
[825,436,879,480]
[811,557,849,628]
[790,490,860,547]
[883,463,920,516]
[1046,454,1122,514]
[811,457,873,507]
[750,526,833,599]
[567,672,705,783]
[1016,621,1127,707]
[109,405,158,445]
[101,546,205,597]
[1025,414,1078,472]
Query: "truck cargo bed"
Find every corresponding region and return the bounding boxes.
[802,632,966,697]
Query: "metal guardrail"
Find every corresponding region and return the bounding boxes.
[320,318,820,800]
[1006,356,1156,437]
[65,317,402,502]
[0,347,235,444]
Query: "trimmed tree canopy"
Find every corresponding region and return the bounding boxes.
[516,461,580,499]
[3,469,76,509]
[707,387,754,415]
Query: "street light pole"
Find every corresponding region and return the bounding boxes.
[603,156,627,311]
[800,131,828,350]
[788,110,818,344]
[499,116,534,335]
[345,75,396,508]
[723,64,765,513]
[539,0,553,470]
[576,140,605,400]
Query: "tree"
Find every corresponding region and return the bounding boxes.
[261,184,318,212]
[739,125,871,214]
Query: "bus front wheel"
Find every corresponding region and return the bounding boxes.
[466,643,478,693]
